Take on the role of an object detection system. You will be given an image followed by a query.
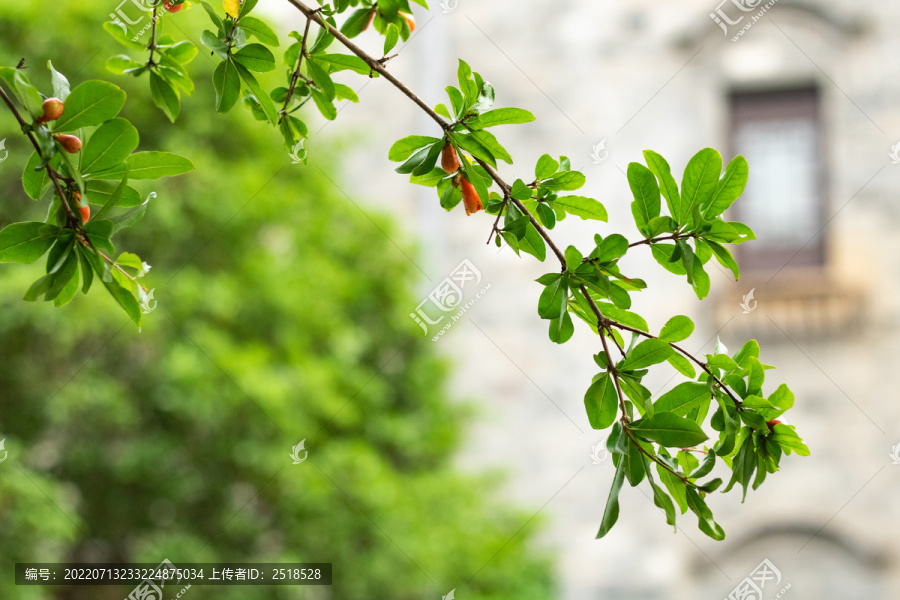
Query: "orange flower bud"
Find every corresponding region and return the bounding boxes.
[79,205,91,224]
[38,97,65,123]
[441,143,460,174]
[55,134,82,154]
[400,11,416,31]
[364,8,376,30]
[163,0,183,12]
[460,178,483,216]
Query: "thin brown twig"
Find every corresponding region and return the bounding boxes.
[280,15,313,123]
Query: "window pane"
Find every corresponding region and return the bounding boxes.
[735,118,820,248]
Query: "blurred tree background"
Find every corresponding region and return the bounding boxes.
[0,2,553,598]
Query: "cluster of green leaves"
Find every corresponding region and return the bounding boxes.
[0,62,193,325]
[629,149,755,299]
[339,0,427,42]
[389,60,538,211]
[199,0,283,123]
[272,21,369,149]
[591,333,807,539]
[104,1,198,121]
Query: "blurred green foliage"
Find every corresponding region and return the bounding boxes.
[0,2,553,598]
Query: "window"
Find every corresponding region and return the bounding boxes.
[729,87,825,271]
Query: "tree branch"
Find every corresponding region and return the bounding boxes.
[0,84,79,225]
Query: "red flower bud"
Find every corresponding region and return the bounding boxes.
[38,97,65,123]
[460,177,483,216]
[441,143,460,174]
[765,419,782,428]
[163,0,183,12]
[79,205,91,224]
[55,134,82,154]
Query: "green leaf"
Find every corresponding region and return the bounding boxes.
[596,460,626,539]
[384,23,400,54]
[307,58,336,101]
[630,412,709,447]
[233,43,277,72]
[22,152,52,200]
[477,108,536,127]
[666,353,696,378]
[548,311,574,344]
[706,240,740,280]
[654,383,711,417]
[643,150,681,222]
[213,59,242,113]
[706,155,748,218]
[53,80,126,132]
[685,487,725,540]
[164,41,198,65]
[465,129,513,164]
[341,8,375,39]
[85,180,142,208]
[584,373,619,430]
[553,196,607,222]
[238,16,280,45]
[0,222,58,264]
[389,135,440,162]
[103,21,146,51]
[234,63,278,123]
[591,234,628,262]
[680,148,722,226]
[315,53,371,75]
[81,118,139,174]
[623,438,647,486]
[201,30,229,60]
[620,339,673,370]
[452,132,497,168]
[91,152,194,181]
[47,61,71,101]
[564,246,583,271]
[659,315,694,343]
[647,466,677,528]
[544,171,586,192]
[535,154,559,179]
[657,464,688,514]
[627,162,661,232]
[239,0,259,18]
[771,425,809,456]
[722,434,756,500]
